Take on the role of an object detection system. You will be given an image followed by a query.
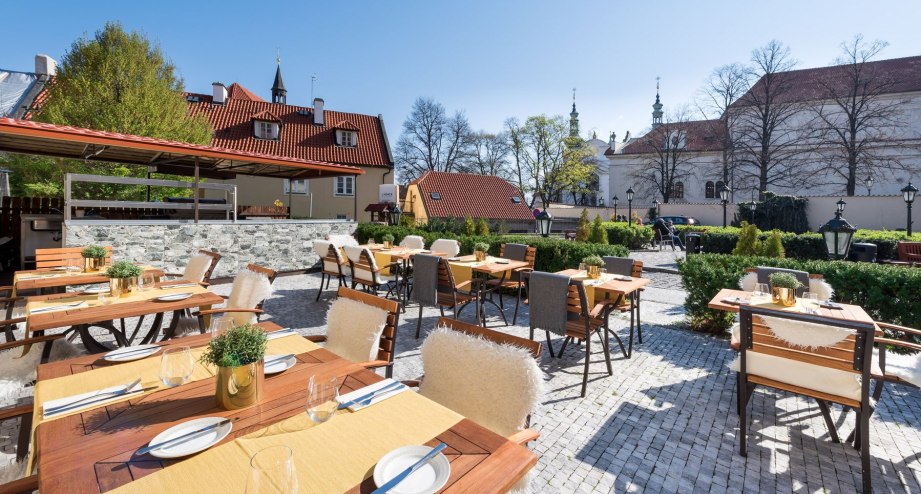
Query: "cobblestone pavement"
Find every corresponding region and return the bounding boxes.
[631,250,686,273]
[11,272,921,493]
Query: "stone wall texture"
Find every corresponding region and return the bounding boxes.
[65,220,356,278]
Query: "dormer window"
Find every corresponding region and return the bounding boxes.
[255,121,280,140]
[337,130,357,147]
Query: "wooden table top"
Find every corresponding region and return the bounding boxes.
[13,267,165,292]
[35,324,536,493]
[707,288,874,323]
[450,255,529,275]
[25,280,223,333]
[556,269,650,295]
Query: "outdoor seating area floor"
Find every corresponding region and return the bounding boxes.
[9,271,921,493]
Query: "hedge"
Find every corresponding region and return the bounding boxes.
[675,225,921,261]
[601,222,654,249]
[678,253,921,334]
[354,224,629,272]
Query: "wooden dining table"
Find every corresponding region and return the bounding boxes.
[707,288,873,322]
[449,255,529,327]
[34,323,537,493]
[11,266,165,297]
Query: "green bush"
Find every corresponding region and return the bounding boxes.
[678,253,921,334]
[761,231,785,258]
[589,215,608,244]
[602,222,654,249]
[732,222,762,256]
[476,218,490,236]
[463,216,476,236]
[576,209,590,242]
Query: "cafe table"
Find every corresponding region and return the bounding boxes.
[707,288,873,322]
[18,280,222,353]
[448,255,529,327]
[34,323,537,493]
[556,269,651,357]
[11,266,164,297]
[359,245,447,305]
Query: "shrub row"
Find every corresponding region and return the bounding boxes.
[354,224,629,272]
[601,222,654,249]
[678,253,921,334]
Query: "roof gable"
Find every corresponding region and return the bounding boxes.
[620,120,725,155]
[411,171,533,221]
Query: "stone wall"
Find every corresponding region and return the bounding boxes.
[65,219,356,278]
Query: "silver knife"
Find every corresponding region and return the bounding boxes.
[372,443,448,493]
[108,346,163,358]
[32,301,86,313]
[338,381,403,410]
[138,418,231,455]
[45,377,143,416]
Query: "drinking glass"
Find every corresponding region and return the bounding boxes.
[753,283,769,302]
[306,376,339,424]
[210,316,235,339]
[159,346,194,388]
[98,291,115,305]
[578,262,586,274]
[137,273,155,292]
[245,446,298,494]
[801,292,820,314]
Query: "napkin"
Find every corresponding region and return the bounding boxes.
[30,301,87,314]
[721,297,746,305]
[337,379,408,412]
[266,328,297,340]
[43,381,145,418]
[165,282,199,288]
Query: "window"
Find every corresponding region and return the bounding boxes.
[284,179,309,195]
[673,181,684,199]
[337,130,357,147]
[255,121,279,140]
[705,181,715,199]
[336,214,347,220]
[334,176,355,196]
[429,192,442,200]
[511,196,521,204]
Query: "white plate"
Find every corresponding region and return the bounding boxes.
[146,417,232,459]
[447,257,460,261]
[52,267,70,271]
[104,344,161,362]
[373,445,451,494]
[83,286,109,294]
[263,354,296,375]
[155,292,193,302]
[495,259,510,264]
[613,275,633,281]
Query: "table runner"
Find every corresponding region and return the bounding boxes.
[14,265,159,285]
[108,390,464,494]
[372,247,427,276]
[26,282,209,315]
[570,272,619,308]
[448,255,504,286]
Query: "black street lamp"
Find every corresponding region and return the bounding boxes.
[865,175,874,196]
[719,183,731,227]
[749,200,757,224]
[536,209,553,237]
[836,198,846,215]
[819,207,857,260]
[626,187,635,225]
[653,199,661,219]
[903,182,918,236]
[598,197,604,207]
[611,195,619,221]
[387,203,402,226]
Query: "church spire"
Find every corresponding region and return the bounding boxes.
[651,77,663,129]
[569,87,580,137]
[271,51,287,104]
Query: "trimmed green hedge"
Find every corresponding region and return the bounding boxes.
[354,224,629,272]
[601,222,654,249]
[676,225,921,261]
[678,253,921,334]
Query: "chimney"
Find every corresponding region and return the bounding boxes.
[34,54,57,79]
[212,82,227,105]
[313,98,325,125]
[623,130,631,143]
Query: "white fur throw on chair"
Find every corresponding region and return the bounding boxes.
[400,235,425,250]
[327,234,358,248]
[226,269,273,326]
[324,297,389,362]
[739,271,834,300]
[430,239,460,257]
[182,253,213,283]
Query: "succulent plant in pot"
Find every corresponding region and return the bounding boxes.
[473,242,490,262]
[105,261,143,297]
[381,233,395,248]
[81,245,107,272]
[200,324,268,410]
[768,272,803,307]
[582,255,604,279]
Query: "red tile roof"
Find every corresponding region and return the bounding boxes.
[335,120,360,131]
[250,109,280,122]
[185,82,391,169]
[621,119,725,155]
[410,171,534,221]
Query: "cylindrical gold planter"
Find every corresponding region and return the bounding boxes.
[383,241,392,249]
[216,361,264,410]
[109,277,138,298]
[587,265,601,279]
[772,287,796,307]
[83,257,105,272]
[474,250,487,262]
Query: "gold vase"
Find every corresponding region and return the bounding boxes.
[475,250,487,262]
[83,257,105,272]
[771,287,796,307]
[216,361,264,410]
[109,277,137,298]
[383,241,392,249]
[587,265,601,279]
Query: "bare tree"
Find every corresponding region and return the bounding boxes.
[732,40,819,196]
[394,97,472,181]
[812,35,914,195]
[504,118,531,205]
[459,131,511,179]
[697,63,751,188]
[629,109,699,203]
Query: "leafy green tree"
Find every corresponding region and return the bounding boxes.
[464,216,476,236]
[732,222,763,256]
[761,230,786,258]
[589,215,609,244]
[476,218,490,236]
[576,208,590,242]
[5,22,212,199]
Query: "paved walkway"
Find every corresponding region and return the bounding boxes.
[12,272,921,493]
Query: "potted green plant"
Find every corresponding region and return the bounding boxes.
[81,245,107,272]
[769,272,803,307]
[381,233,395,249]
[200,324,268,410]
[582,255,604,279]
[473,242,490,262]
[105,261,142,298]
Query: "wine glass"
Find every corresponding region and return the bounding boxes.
[245,446,298,494]
[210,316,235,339]
[159,346,194,387]
[306,376,339,424]
[801,292,820,314]
[137,273,156,292]
[578,262,586,275]
[753,283,769,303]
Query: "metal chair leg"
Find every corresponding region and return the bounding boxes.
[415,304,424,339]
[816,399,840,443]
[316,273,325,301]
[580,335,591,397]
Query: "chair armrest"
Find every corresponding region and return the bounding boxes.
[195,308,264,316]
[876,337,921,353]
[877,321,921,338]
[401,380,422,388]
[359,360,391,370]
[0,317,25,327]
[513,267,534,274]
[0,403,32,422]
[0,297,23,304]
[0,474,38,494]
[454,280,472,291]
[305,335,327,343]
[220,294,230,300]
[507,428,540,446]
[0,333,63,353]
[162,273,183,278]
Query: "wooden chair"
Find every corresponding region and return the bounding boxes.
[162,249,222,286]
[654,229,675,250]
[192,263,278,335]
[343,246,400,300]
[737,305,877,493]
[34,246,113,269]
[892,241,921,265]
[485,243,536,325]
[306,287,400,378]
[315,242,350,301]
[413,257,477,339]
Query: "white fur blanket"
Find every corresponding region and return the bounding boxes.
[227,269,273,326]
[883,351,921,387]
[324,298,388,363]
[182,253,213,283]
[762,315,854,350]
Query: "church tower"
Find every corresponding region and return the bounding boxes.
[651,77,663,129]
[569,88,580,137]
[271,54,287,104]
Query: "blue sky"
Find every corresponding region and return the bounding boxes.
[2,1,920,143]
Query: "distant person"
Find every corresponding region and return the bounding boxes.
[666,220,686,251]
[634,216,643,226]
